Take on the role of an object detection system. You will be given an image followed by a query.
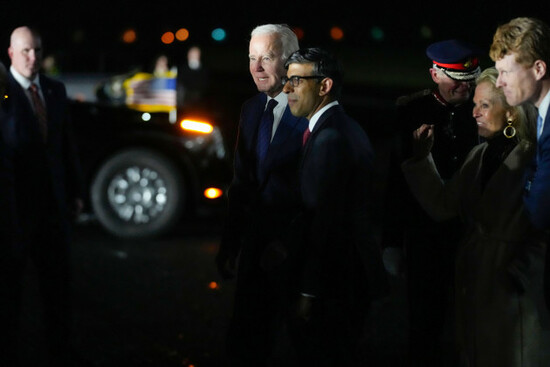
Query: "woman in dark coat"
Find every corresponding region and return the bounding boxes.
[401,67,545,367]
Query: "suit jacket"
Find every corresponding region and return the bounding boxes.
[382,89,478,250]
[1,71,82,235]
[524,111,550,310]
[219,92,308,261]
[524,112,550,230]
[298,104,387,302]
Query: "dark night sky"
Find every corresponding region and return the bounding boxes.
[0,1,548,76]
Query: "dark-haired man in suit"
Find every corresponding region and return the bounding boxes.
[0,26,83,366]
[215,24,308,366]
[283,47,387,367]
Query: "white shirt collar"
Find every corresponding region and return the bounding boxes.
[10,65,40,90]
[267,91,288,111]
[308,100,339,131]
[266,92,289,140]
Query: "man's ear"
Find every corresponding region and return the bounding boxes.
[533,59,547,81]
[429,68,440,84]
[319,77,333,96]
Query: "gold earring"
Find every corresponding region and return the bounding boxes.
[503,118,516,139]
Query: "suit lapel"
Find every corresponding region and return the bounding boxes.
[258,104,306,185]
[40,76,56,140]
[245,94,266,154]
[539,114,550,160]
[301,105,339,165]
[39,76,52,117]
[7,74,37,140]
[270,106,299,146]
[263,105,301,165]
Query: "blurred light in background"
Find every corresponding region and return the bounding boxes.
[161,31,175,44]
[371,26,384,41]
[420,25,433,39]
[211,28,226,42]
[122,29,137,44]
[180,119,214,134]
[293,27,305,41]
[176,28,190,41]
[204,187,223,199]
[330,26,344,41]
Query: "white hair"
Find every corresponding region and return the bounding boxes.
[251,24,299,61]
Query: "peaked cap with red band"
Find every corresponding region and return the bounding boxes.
[427,39,482,81]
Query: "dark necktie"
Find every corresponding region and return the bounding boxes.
[256,98,278,164]
[302,127,311,146]
[29,83,48,142]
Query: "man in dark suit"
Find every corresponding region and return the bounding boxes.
[0,26,83,366]
[490,17,550,309]
[282,47,388,367]
[215,24,307,366]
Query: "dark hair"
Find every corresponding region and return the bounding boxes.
[285,47,343,99]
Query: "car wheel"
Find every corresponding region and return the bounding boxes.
[91,148,185,239]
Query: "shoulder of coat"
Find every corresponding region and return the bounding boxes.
[396,89,431,107]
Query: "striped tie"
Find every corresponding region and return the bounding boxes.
[29,83,48,142]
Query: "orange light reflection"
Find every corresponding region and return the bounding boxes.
[161,31,175,44]
[204,187,223,199]
[180,119,213,133]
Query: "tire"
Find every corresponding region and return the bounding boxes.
[91,148,185,239]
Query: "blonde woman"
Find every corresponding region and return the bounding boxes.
[402,67,544,366]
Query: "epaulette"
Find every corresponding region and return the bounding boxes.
[395,89,431,107]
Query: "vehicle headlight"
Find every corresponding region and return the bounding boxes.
[180,119,213,134]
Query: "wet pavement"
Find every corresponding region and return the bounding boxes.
[16,217,549,366]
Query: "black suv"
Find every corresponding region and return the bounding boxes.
[65,73,233,239]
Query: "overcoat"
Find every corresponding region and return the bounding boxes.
[402,140,545,367]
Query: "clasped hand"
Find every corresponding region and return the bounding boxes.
[412,124,435,159]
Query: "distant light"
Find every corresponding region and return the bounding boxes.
[420,25,433,39]
[122,29,137,44]
[73,29,85,43]
[330,26,344,41]
[180,119,214,133]
[208,281,219,290]
[371,26,384,41]
[211,28,226,42]
[141,113,151,121]
[204,187,223,199]
[161,31,175,44]
[292,27,305,41]
[176,28,189,41]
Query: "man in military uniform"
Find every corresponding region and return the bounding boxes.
[382,39,481,367]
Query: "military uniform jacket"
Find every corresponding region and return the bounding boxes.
[383,89,479,247]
